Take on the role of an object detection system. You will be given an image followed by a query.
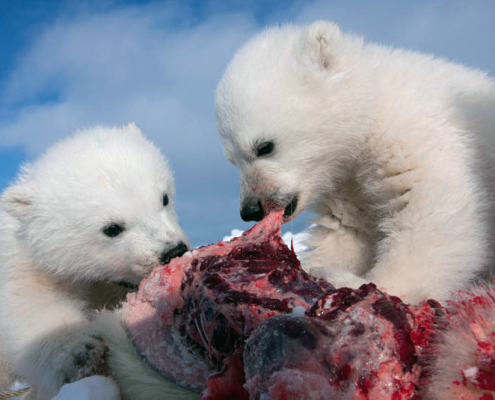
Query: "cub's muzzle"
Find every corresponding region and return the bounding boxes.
[240,200,264,222]
[160,242,189,265]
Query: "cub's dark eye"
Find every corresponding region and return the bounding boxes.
[256,141,274,157]
[163,194,169,207]
[103,224,125,238]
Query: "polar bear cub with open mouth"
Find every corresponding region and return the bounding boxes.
[0,123,189,399]
[215,21,495,304]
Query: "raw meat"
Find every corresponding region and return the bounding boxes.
[244,285,440,399]
[421,283,495,399]
[124,211,332,397]
[123,211,440,399]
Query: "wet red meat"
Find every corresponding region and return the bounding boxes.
[124,211,440,399]
[244,285,441,399]
[124,211,332,396]
[421,283,495,399]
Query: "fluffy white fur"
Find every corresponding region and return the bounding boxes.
[422,284,495,399]
[94,310,198,400]
[0,123,189,399]
[215,21,495,304]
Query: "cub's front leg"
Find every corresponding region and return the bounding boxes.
[302,190,376,288]
[0,273,108,399]
[364,163,488,304]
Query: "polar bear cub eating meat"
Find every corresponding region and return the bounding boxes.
[0,123,189,399]
[215,21,495,304]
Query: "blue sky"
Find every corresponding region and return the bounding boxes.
[1,0,494,246]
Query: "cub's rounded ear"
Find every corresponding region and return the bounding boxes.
[298,20,341,71]
[1,183,35,220]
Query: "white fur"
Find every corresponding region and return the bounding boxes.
[94,310,198,400]
[0,123,189,399]
[421,284,495,399]
[215,21,495,304]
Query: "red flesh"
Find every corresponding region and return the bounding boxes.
[123,211,454,399]
[124,211,331,397]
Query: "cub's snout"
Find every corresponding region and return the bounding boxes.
[240,195,298,222]
[160,242,189,265]
[240,200,264,222]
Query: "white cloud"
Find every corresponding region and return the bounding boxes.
[222,227,311,257]
[0,2,263,245]
[0,0,493,245]
[1,3,257,156]
[3,1,493,154]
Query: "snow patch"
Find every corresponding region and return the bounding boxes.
[462,366,479,379]
[52,376,120,400]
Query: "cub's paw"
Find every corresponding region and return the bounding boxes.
[27,331,110,398]
[60,334,109,384]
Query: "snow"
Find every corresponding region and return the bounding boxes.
[7,381,29,400]
[52,376,120,400]
[9,377,119,400]
[462,366,479,379]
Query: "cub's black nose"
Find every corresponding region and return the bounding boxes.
[160,242,189,265]
[240,201,264,222]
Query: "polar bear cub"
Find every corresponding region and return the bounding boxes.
[0,123,189,399]
[215,21,495,304]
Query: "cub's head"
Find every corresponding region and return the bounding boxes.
[215,21,370,222]
[1,123,189,285]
